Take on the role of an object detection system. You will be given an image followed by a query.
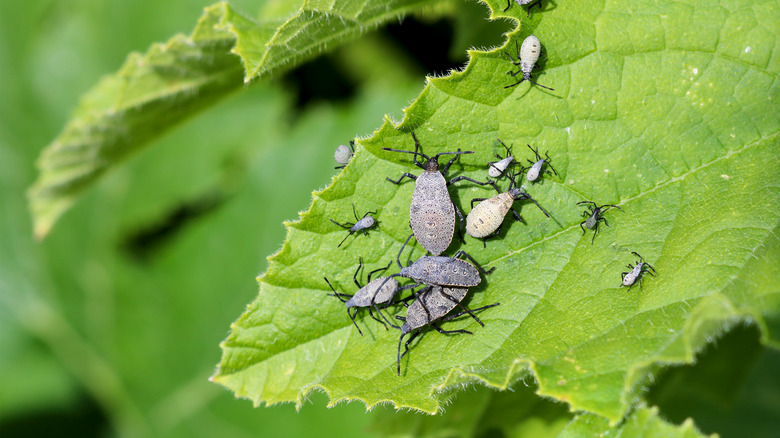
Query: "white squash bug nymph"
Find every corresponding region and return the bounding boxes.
[330,204,378,247]
[621,252,657,291]
[504,35,554,91]
[487,139,515,179]
[334,141,355,169]
[466,170,550,246]
[521,143,558,183]
[503,0,542,17]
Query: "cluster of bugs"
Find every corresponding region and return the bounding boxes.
[324,16,659,375]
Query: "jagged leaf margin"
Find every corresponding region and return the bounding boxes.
[213,0,780,425]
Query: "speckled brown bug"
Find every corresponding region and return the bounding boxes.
[394,285,499,375]
[384,132,494,255]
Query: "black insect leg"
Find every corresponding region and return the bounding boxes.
[396,232,415,268]
[452,250,496,275]
[526,78,555,91]
[526,0,542,16]
[367,306,388,330]
[579,220,587,234]
[347,307,363,336]
[516,193,550,218]
[353,258,365,289]
[470,198,488,209]
[441,150,462,175]
[505,77,527,89]
[367,260,393,282]
[398,330,421,375]
[374,301,403,331]
[440,303,501,323]
[324,277,352,303]
[330,219,354,230]
[510,207,524,223]
[431,323,473,336]
[590,225,599,244]
[503,0,512,12]
[441,291,486,327]
[447,176,495,187]
[338,231,356,248]
[503,40,522,65]
[454,202,466,243]
[386,173,418,185]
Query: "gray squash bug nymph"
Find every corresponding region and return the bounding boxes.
[334,141,355,169]
[621,252,657,291]
[466,171,550,246]
[395,285,500,375]
[383,132,495,255]
[503,0,542,17]
[521,144,558,183]
[330,204,378,247]
[325,258,418,335]
[504,35,554,91]
[577,201,622,244]
[487,139,515,179]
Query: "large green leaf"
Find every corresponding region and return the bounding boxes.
[27,0,439,239]
[213,0,780,424]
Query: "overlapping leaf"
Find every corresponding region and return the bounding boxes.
[27,0,438,238]
[213,0,780,425]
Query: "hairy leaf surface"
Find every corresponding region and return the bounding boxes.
[213,0,780,423]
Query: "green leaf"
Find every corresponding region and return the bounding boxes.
[367,382,571,438]
[214,0,780,423]
[560,406,712,438]
[27,0,439,239]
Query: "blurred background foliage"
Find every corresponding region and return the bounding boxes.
[0,0,509,436]
[0,1,778,437]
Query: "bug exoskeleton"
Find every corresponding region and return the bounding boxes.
[577,201,622,244]
[330,204,378,247]
[621,251,657,291]
[325,258,418,335]
[487,139,515,179]
[521,144,558,182]
[503,0,542,17]
[504,35,554,91]
[372,233,496,328]
[466,171,550,245]
[334,141,355,169]
[395,285,500,375]
[383,132,495,255]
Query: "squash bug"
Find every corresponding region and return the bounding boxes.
[466,171,550,246]
[520,143,558,183]
[504,35,554,91]
[334,141,355,169]
[384,132,494,255]
[395,285,500,375]
[621,252,657,291]
[330,204,377,247]
[324,258,417,335]
[487,139,515,179]
[577,201,622,244]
